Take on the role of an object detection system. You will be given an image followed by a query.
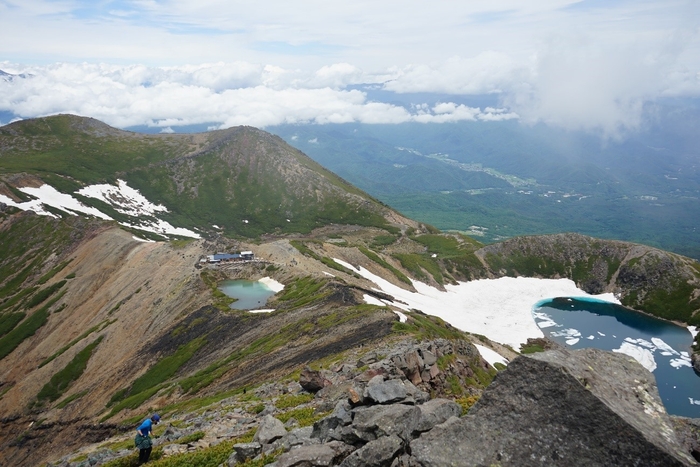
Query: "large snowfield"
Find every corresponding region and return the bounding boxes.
[333,258,620,361]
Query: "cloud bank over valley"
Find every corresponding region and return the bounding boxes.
[0,0,698,137]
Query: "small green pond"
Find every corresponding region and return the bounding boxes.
[218,280,277,310]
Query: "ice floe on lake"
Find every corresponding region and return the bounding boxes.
[614,341,658,372]
[550,328,582,346]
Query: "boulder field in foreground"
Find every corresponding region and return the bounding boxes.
[269,347,698,467]
[48,344,700,467]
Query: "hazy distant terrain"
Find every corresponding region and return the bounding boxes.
[269,98,700,258]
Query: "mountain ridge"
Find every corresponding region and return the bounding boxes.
[1,115,700,465]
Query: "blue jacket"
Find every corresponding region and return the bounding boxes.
[137,418,154,436]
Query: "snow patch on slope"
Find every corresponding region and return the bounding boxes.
[1,180,201,239]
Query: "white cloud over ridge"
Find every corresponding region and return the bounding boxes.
[0,62,519,129]
[0,1,698,136]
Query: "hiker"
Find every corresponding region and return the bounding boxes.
[135,413,160,464]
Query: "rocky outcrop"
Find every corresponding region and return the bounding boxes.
[234,346,698,467]
[288,339,492,414]
[47,343,700,467]
[411,347,696,466]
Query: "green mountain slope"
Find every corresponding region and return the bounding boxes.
[0,115,403,238]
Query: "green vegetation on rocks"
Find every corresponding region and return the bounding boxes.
[370,234,398,249]
[274,393,314,409]
[37,260,72,285]
[200,270,236,311]
[39,319,114,368]
[520,343,545,354]
[35,336,104,405]
[0,304,50,360]
[56,389,89,409]
[290,240,356,276]
[359,247,411,285]
[622,280,700,324]
[393,253,445,284]
[23,280,66,310]
[0,214,75,315]
[392,311,466,340]
[0,312,25,338]
[106,337,207,418]
[275,276,330,310]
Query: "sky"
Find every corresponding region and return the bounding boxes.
[1,0,699,137]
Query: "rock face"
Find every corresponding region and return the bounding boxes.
[249,346,699,467]
[411,347,697,466]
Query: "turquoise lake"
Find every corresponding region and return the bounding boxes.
[534,297,700,417]
[219,280,277,310]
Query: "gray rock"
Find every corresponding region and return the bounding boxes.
[389,454,413,467]
[160,425,184,442]
[671,416,700,462]
[351,404,421,443]
[253,415,287,445]
[287,381,304,394]
[264,437,286,455]
[229,442,262,464]
[401,381,430,405]
[420,350,437,367]
[357,352,379,368]
[363,376,407,404]
[282,426,317,450]
[413,398,462,434]
[339,434,404,467]
[354,368,386,383]
[274,440,355,467]
[410,348,697,466]
[403,350,424,385]
[284,417,300,428]
[316,383,363,411]
[312,400,355,442]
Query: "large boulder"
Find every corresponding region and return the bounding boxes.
[413,398,462,434]
[410,347,697,466]
[300,367,332,393]
[351,404,421,443]
[363,376,408,404]
[338,435,404,467]
[273,441,355,467]
[253,415,287,445]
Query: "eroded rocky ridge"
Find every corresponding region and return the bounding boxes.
[49,342,700,467]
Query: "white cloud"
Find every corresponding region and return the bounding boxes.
[0,1,697,136]
[384,52,523,95]
[502,34,673,137]
[0,62,518,128]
